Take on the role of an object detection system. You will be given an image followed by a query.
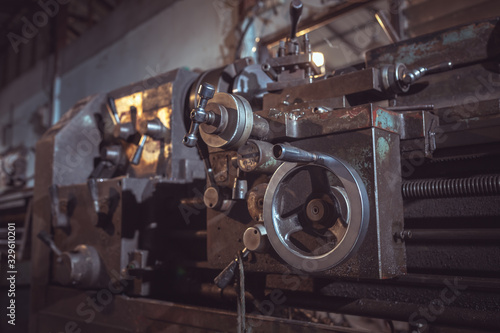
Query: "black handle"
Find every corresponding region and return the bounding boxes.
[290,0,303,40]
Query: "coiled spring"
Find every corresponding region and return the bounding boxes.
[402,175,500,199]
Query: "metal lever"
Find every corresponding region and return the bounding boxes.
[290,0,303,41]
[375,10,400,44]
[110,102,137,141]
[108,97,120,124]
[37,230,63,257]
[183,82,216,148]
[214,248,249,289]
[131,135,147,165]
[49,184,69,228]
[87,178,101,214]
[401,61,453,85]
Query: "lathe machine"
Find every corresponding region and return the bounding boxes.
[31,1,500,332]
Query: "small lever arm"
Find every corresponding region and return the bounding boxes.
[131,135,147,165]
[183,83,216,148]
[214,248,250,289]
[402,61,453,85]
[290,0,303,41]
[38,230,62,257]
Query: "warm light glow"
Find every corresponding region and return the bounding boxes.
[312,52,325,67]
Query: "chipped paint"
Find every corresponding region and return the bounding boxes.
[374,109,398,132]
[366,20,498,69]
[442,25,475,45]
[395,40,440,65]
[376,136,390,161]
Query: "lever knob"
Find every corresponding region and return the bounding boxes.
[198,82,216,101]
[183,83,216,148]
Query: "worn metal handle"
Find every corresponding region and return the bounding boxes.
[183,82,216,148]
[290,0,303,41]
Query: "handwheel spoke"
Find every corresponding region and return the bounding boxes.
[279,214,303,240]
[329,220,347,241]
[308,168,331,193]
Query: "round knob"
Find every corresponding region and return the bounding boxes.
[203,186,232,211]
[203,187,220,209]
[113,123,136,141]
[138,118,168,140]
[243,224,268,252]
[101,145,123,165]
[54,245,102,287]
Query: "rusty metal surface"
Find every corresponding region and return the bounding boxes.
[258,103,437,143]
[263,68,383,111]
[208,128,406,279]
[366,18,500,69]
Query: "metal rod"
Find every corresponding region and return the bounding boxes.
[405,229,500,241]
[385,105,434,111]
[375,10,400,43]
